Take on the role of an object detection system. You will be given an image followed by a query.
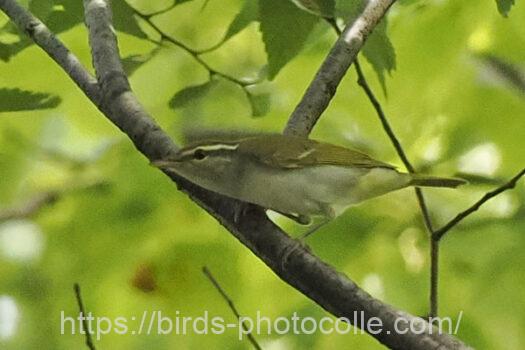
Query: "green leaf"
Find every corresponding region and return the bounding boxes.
[169,80,218,109]
[28,0,55,20]
[259,0,319,80]
[290,0,335,18]
[0,88,61,112]
[222,0,259,43]
[335,0,364,19]
[0,0,56,61]
[122,48,161,76]
[44,0,84,36]
[246,91,271,117]
[112,0,147,39]
[495,0,515,17]
[1,0,147,61]
[0,41,32,62]
[361,19,396,95]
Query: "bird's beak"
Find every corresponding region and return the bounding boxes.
[150,159,179,168]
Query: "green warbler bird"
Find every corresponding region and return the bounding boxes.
[152,134,465,225]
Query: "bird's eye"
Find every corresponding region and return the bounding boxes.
[193,149,207,160]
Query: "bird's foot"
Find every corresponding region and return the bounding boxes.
[280,237,311,271]
[232,201,249,224]
[299,218,330,240]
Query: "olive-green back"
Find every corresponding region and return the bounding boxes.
[238,135,395,169]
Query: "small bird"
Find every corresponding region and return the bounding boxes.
[152,134,465,228]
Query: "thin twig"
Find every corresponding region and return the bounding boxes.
[0,181,109,222]
[139,3,178,18]
[202,267,262,350]
[429,239,439,317]
[132,8,258,87]
[433,167,525,241]
[353,44,440,317]
[0,192,58,221]
[354,61,414,170]
[74,283,96,350]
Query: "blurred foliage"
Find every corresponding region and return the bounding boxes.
[0,88,61,112]
[495,0,515,17]
[0,0,524,349]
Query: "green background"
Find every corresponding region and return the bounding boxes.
[1,0,524,349]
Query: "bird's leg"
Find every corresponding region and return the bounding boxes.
[279,205,335,270]
[270,210,312,225]
[232,201,250,223]
[280,217,331,270]
[280,239,308,271]
[299,218,330,239]
[298,203,334,239]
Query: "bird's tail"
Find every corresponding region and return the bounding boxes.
[408,174,467,188]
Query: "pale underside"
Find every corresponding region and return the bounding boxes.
[235,162,411,219]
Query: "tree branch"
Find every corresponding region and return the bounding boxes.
[0,191,58,222]
[132,7,258,87]
[0,181,109,222]
[74,283,96,350]
[433,167,525,241]
[202,266,262,350]
[284,0,397,137]
[353,58,440,317]
[0,0,470,348]
[82,0,177,161]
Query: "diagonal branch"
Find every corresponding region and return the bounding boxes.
[284,0,397,137]
[202,266,262,350]
[0,181,109,222]
[1,0,470,348]
[132,8,258,88]
[352,59,435,231]
[74,283,96,350]
[433,167,525,241]
[0,191,58,222]
[82,0,177,161]
[353,58,440,316]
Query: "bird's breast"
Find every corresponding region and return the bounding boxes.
[237,164,368,217]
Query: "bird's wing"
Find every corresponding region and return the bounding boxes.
[238,135,395,169]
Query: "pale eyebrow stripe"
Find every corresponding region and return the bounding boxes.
[198,144,239,151]
[180,142,240,156]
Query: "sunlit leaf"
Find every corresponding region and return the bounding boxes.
[222,0,259,43]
